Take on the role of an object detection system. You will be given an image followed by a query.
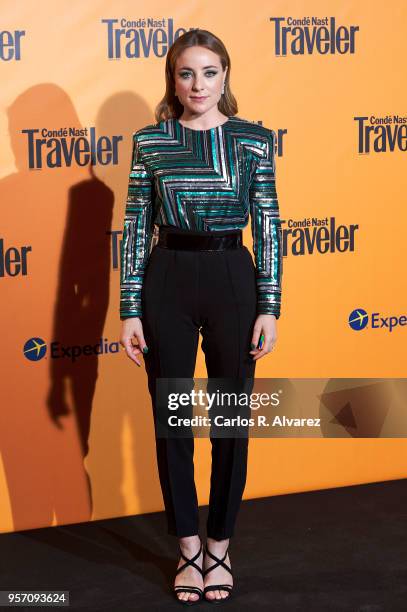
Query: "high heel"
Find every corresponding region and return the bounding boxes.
[173,538,204,606]
[203,544,233,604]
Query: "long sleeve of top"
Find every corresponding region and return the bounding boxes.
[120,115,283,321]
[120,132,155,319]
[248,127,283,317]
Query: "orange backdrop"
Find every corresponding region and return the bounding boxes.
[1,0,406,533]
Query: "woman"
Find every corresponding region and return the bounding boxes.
[119,28,283,605]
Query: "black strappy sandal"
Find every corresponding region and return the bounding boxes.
[173,538,204,606]
[203,544,233,604]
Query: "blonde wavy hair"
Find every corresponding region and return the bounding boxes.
[155,28,238,122]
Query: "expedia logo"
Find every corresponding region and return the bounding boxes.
[348,309,369,331]
[0,29,25,61]
[348,309,407,332]
[23,337,119,361]
[270,17,359,56]
[283,217,359,256]
[24,338,47,361]
[354,115,407,154]
[102,18,188,59]
[22,128,123,169]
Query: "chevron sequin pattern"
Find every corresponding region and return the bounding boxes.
[120,116,283,320]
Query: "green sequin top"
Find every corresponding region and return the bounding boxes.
[120,115,283,320]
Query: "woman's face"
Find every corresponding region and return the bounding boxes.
[174,45,227,116]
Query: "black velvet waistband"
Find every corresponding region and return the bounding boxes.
[157,225,243,251]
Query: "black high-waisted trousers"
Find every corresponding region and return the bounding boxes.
[141,225,257,541]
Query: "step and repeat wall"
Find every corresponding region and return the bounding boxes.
[1,1,406,533]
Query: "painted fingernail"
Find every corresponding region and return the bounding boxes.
[250,343,256,349]
[143,347,149,354]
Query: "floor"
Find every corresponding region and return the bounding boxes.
[0,479,406,611]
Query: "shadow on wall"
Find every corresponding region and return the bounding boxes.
[0,83,161,533]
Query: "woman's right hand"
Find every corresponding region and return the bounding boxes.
[120,317,148,367]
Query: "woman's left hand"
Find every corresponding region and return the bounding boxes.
[249,314,278,361]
